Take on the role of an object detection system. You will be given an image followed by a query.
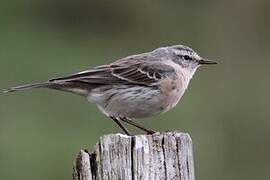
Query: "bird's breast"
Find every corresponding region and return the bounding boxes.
[159,74,187,112]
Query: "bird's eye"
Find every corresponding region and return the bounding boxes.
[183,55,192,61]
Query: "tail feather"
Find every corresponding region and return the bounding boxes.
[1,81,98,96]
[1,82,51,95]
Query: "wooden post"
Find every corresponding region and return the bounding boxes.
[72,131,195,180]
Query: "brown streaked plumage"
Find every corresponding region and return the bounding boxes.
[1,45,217,135]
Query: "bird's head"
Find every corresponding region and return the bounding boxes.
[152,45,217,78]
[170,44,217,68]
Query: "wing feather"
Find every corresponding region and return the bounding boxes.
[49,57,176,86]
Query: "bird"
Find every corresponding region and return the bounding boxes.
[1,45,217,135]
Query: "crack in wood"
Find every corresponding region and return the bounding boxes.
[161,136,168,180]
[131,136,135,180]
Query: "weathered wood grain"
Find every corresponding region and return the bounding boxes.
[73,131,195,180]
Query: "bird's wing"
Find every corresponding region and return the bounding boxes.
[49,58,176,86]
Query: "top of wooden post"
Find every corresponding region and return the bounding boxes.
[73,131,195,180]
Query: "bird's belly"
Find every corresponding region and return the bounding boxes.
[88,85,181,118]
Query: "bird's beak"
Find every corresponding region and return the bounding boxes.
[198,58,217,65]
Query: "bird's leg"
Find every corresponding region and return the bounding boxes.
[120,117,156,134]
[110,116,132,135]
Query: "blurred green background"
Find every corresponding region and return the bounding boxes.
[0,0,269,179]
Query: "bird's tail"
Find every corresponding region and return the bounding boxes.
[1,82,52,95]
[1,81,97,97]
